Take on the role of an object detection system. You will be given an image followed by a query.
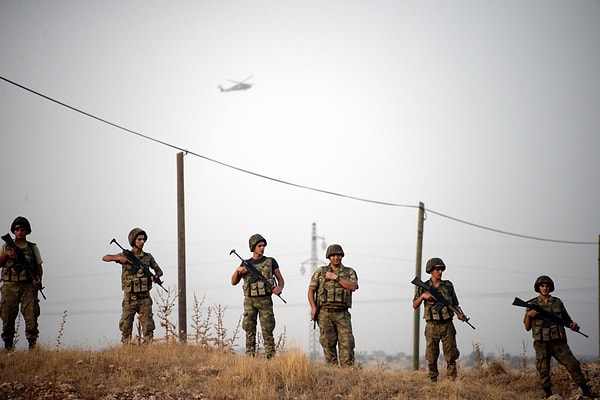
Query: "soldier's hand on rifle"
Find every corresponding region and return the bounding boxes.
[569,321,580,332]
[236,266,248,276]
[527,309,539,318]
[150,266,163,282]
[272,285,283,296]
[457,312,467,321]
[6,247,16,259]
[422,292,435,301]
[310,306,317,321]
[120,255,133,264]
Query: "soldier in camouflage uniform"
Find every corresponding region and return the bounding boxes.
[413,258,467,381]
[231,234,285,358]
[524,275,597,399]
[0,217,44,350]
[308,244,359,367]
[102,228,163,345]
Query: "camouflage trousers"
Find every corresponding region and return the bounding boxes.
[317,308,355,367]
[120,292,155,344]
[425,319,460,380]
[243,295,276,357]
[533,340,585,391]
[0,281,40,346]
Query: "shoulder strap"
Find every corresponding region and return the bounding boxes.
[27,242,38,266]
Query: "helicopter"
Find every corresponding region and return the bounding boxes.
[219,76,253,92]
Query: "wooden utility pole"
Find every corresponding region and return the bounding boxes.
[177,152,187,342]
[412,202,425,370]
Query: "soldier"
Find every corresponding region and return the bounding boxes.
[231,234,284,358]
[412,257,467,381]
[102,228,163,345]
[308,244,359,367]
[524,275,597,399]
[0,216,44,350]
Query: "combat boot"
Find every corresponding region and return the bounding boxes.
[447,362,457,381]
[428,363,439,382]
[3,339,13,351]
[28,338,37,350]
[543,386,552,398]
[581,383,598,399]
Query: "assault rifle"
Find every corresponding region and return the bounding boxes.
[411,276,475,329]
[1,233,46,299]
[512,297,588,338]
[109,238,168,293]
[230,249,286,303]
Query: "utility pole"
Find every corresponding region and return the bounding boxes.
[301,222,326,360]
[177,152,187,342]
[412,202,425,370]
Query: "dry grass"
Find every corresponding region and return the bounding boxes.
[2,297,598,399]
[1,344,598,400]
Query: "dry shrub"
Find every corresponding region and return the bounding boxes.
[2,297,597,400]
[0,345,598,400]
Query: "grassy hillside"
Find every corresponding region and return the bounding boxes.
[1,344,598,400]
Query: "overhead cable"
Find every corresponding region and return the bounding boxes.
[1,75,595,245]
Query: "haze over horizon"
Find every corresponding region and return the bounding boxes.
[1,1,598,360]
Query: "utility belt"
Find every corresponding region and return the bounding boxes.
[1,279,34,285]
[322,306,348,313]
[426,318,452,324]
[125,292,150,301]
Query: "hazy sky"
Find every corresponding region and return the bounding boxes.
[1,1,599,360]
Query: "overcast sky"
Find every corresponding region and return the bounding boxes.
[1,1,599,361]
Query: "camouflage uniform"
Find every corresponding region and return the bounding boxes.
[414,279,461,381]
[0,241,42,349]
[309,264,358,366]
[119,250,158,344]
[240,256,279,357]
[525,295,586,395]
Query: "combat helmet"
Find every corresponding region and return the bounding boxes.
[326,244,345,258]
[249,234,267,251]
[534,275,554,293]
[11,216,32,234]
[425,257,446,274]
[128,228,148,247]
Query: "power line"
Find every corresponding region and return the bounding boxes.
[425,209,595,245]
[1,75,596,246]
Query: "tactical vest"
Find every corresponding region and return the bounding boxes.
[419,280,456,321]
[1,242,38,283]
[121,252,154,293]
[528,296,568,341]
[242,257,275,297]
[316,265,355,309]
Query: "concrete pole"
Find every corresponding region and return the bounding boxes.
[177,152,187,342]
[412,202,425,370]
[301,222,325,360]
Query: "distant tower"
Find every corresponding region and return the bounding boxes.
[301,222,326,360]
